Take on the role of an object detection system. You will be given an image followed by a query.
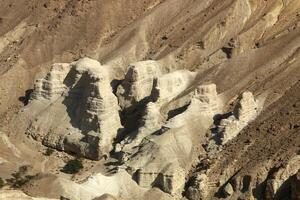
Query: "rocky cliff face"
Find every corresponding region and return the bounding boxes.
[0,0,300,200]
[18,58,123,160]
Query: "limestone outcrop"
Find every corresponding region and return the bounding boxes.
[116,60,162,109]
[93,194,119,200]
[192,84,220,116]
[117,80,220,197]
[136,164,185,195]
[2,0,300,200]
[117,69,199,148]
[153,70,196,104]
[164,84,219,129]
[22,57,122,160]
[31,63,70,100]
[217,91,258,144]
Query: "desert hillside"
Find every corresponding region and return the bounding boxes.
[0,0,299,200]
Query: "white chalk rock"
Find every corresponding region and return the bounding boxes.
[218,91,258,144]
[192,84,220,116]
[154,70,196,104]
[137,164,186,196]
[233,91,258,122]
[31,63,70,100]
[25,57,122,160]
[116,60,162,109]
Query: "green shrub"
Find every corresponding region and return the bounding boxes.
[44,147,54,156]
[0,177,5,188]
[61,159,83,174]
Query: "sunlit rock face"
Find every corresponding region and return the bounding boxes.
[217,91,259,144]
[116,60,162,109]
[23,58,122,160]
[2,0,300,199]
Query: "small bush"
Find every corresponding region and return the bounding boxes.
[6,165,36,188]
[61,159,83,174]
[0,177,5,188]
[44,148,54,156]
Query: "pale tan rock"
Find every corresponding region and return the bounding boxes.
[119,70,200,152]
[233,91,258,122]
[93,194,118,200]
[137,164,185,196]
[165,84,219,129]
[192,84,220,116]
[116,60,162,109]
[223,182,234,197]
[31,63,70,100]
[23,57,122,159]
[218,91,258,144]
[134,102,165,143]
[154,70,196,104]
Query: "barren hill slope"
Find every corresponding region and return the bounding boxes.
[0,0,299,200]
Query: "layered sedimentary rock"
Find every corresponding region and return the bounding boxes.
[192,84,220,116]
[22,58,122,160]
[118,67,221,196]
[217,91,258,144]
[116,60,162,109]
[118,69,198,147]
[164,84,220,129]
[137,164,185,195]
[93,194,119,200]
[154,70,196,104]
[31,63,70,100]
[116,64,220,197]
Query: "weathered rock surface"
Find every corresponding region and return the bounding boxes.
[154,70,196,104]
[20,57,122,160]
[114,64,220,197]
[31,63,70,100]
[137,164,185,195]
[217,91,259,144]
[116,60,162,109]
[2,1,300,200]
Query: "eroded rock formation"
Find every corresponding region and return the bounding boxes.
[1,0,300,200]
[22,58,122,160]
[137,164,185,195]
[116,60,162,109]
[217,91,259,144]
